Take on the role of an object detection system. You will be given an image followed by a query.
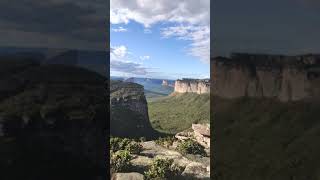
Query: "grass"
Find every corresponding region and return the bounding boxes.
[212,96,320,180]
[148,93,209,134]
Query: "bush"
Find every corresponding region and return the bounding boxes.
[110,150,132,173]
[144,158,183,179]
[176,139,206,156]
[125,141,143,155]
[155,136,176,148]
[110,137,143,154]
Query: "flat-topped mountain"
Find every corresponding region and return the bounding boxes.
[211,53,320,101]
[110,80,158,138]
[174,79,210,94]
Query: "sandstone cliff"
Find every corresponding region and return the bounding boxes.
[174,79,210,94]
[0,58,107,179]
[110,80,157,138]
[211,53,320,101]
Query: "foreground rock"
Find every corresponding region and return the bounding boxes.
[130,141,210,179]
[175,123,210,150]
[111,172,144,180]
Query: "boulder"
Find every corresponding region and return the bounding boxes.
[192,124,210,137]
[194,131,210,149]
[182,162,210,179]
[111,172,144,180]
[175,131,193,141]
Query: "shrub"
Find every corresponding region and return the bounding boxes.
[125,141,143,154]
[176,139,206,156]
[110,137,143,154]
[110,150,132,173]
[155,136,176,148]
[144,158,183,179]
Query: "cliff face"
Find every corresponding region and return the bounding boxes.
[0,58,107,179]
[211,53,320,101]
[174,79,210,94]
[110,80,157,138]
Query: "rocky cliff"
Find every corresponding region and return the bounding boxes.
[174,79,210,94]
[0,58,107,179]
[211,53,320,101]
[110,80,157,138]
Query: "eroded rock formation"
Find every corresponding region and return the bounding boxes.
[110,80,157,138]
[174,79,210,94]
[175,123,210,150]
[211,53,320,101]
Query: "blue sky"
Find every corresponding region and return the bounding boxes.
[110,0,210,80]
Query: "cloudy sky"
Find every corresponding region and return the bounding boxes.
[212,0,320,57]
[110,0,210,80]
[0,0,107,50]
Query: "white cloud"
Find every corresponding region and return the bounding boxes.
[110,0,210,64]
[140,55,150,61]
[161,25,210,63]
[111,44,151,76]
[111,60,148,75]
[110,0,209,27]
[110,45,127,60]
[111,26,128,32]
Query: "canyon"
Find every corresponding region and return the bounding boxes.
[174,79,210,94]
[211,53,320,102]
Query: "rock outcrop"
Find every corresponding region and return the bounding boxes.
[130,141,210,179]
[175,123,210,151]
[110,80,157,138]
[111,172,144,180]
[174,79,210,94]
[211,53,320,102]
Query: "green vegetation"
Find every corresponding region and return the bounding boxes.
[148,93,209,134]
[144,158,184,179]
[212,96,320,180]
[155,136,176,148]
[110,137,143,155]
[176,139,206,156]
[0,59,107,180]
[110,150,133,173]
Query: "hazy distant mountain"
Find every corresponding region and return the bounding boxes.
[0,46,107,77]
[111,76,175,98]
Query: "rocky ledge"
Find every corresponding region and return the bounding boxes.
[175,123,210,152]
[112,124,211,180]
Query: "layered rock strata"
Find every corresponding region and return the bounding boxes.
[211,53,320,101]
[174,79,210,94]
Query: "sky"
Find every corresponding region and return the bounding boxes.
[212,0,320,57]
[0,0,107,50]
[110,0,210,80]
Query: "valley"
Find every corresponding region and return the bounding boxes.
[110,78,211,179]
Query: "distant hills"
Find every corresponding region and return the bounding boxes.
[0,46,108,77]
[111,76,175,100]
